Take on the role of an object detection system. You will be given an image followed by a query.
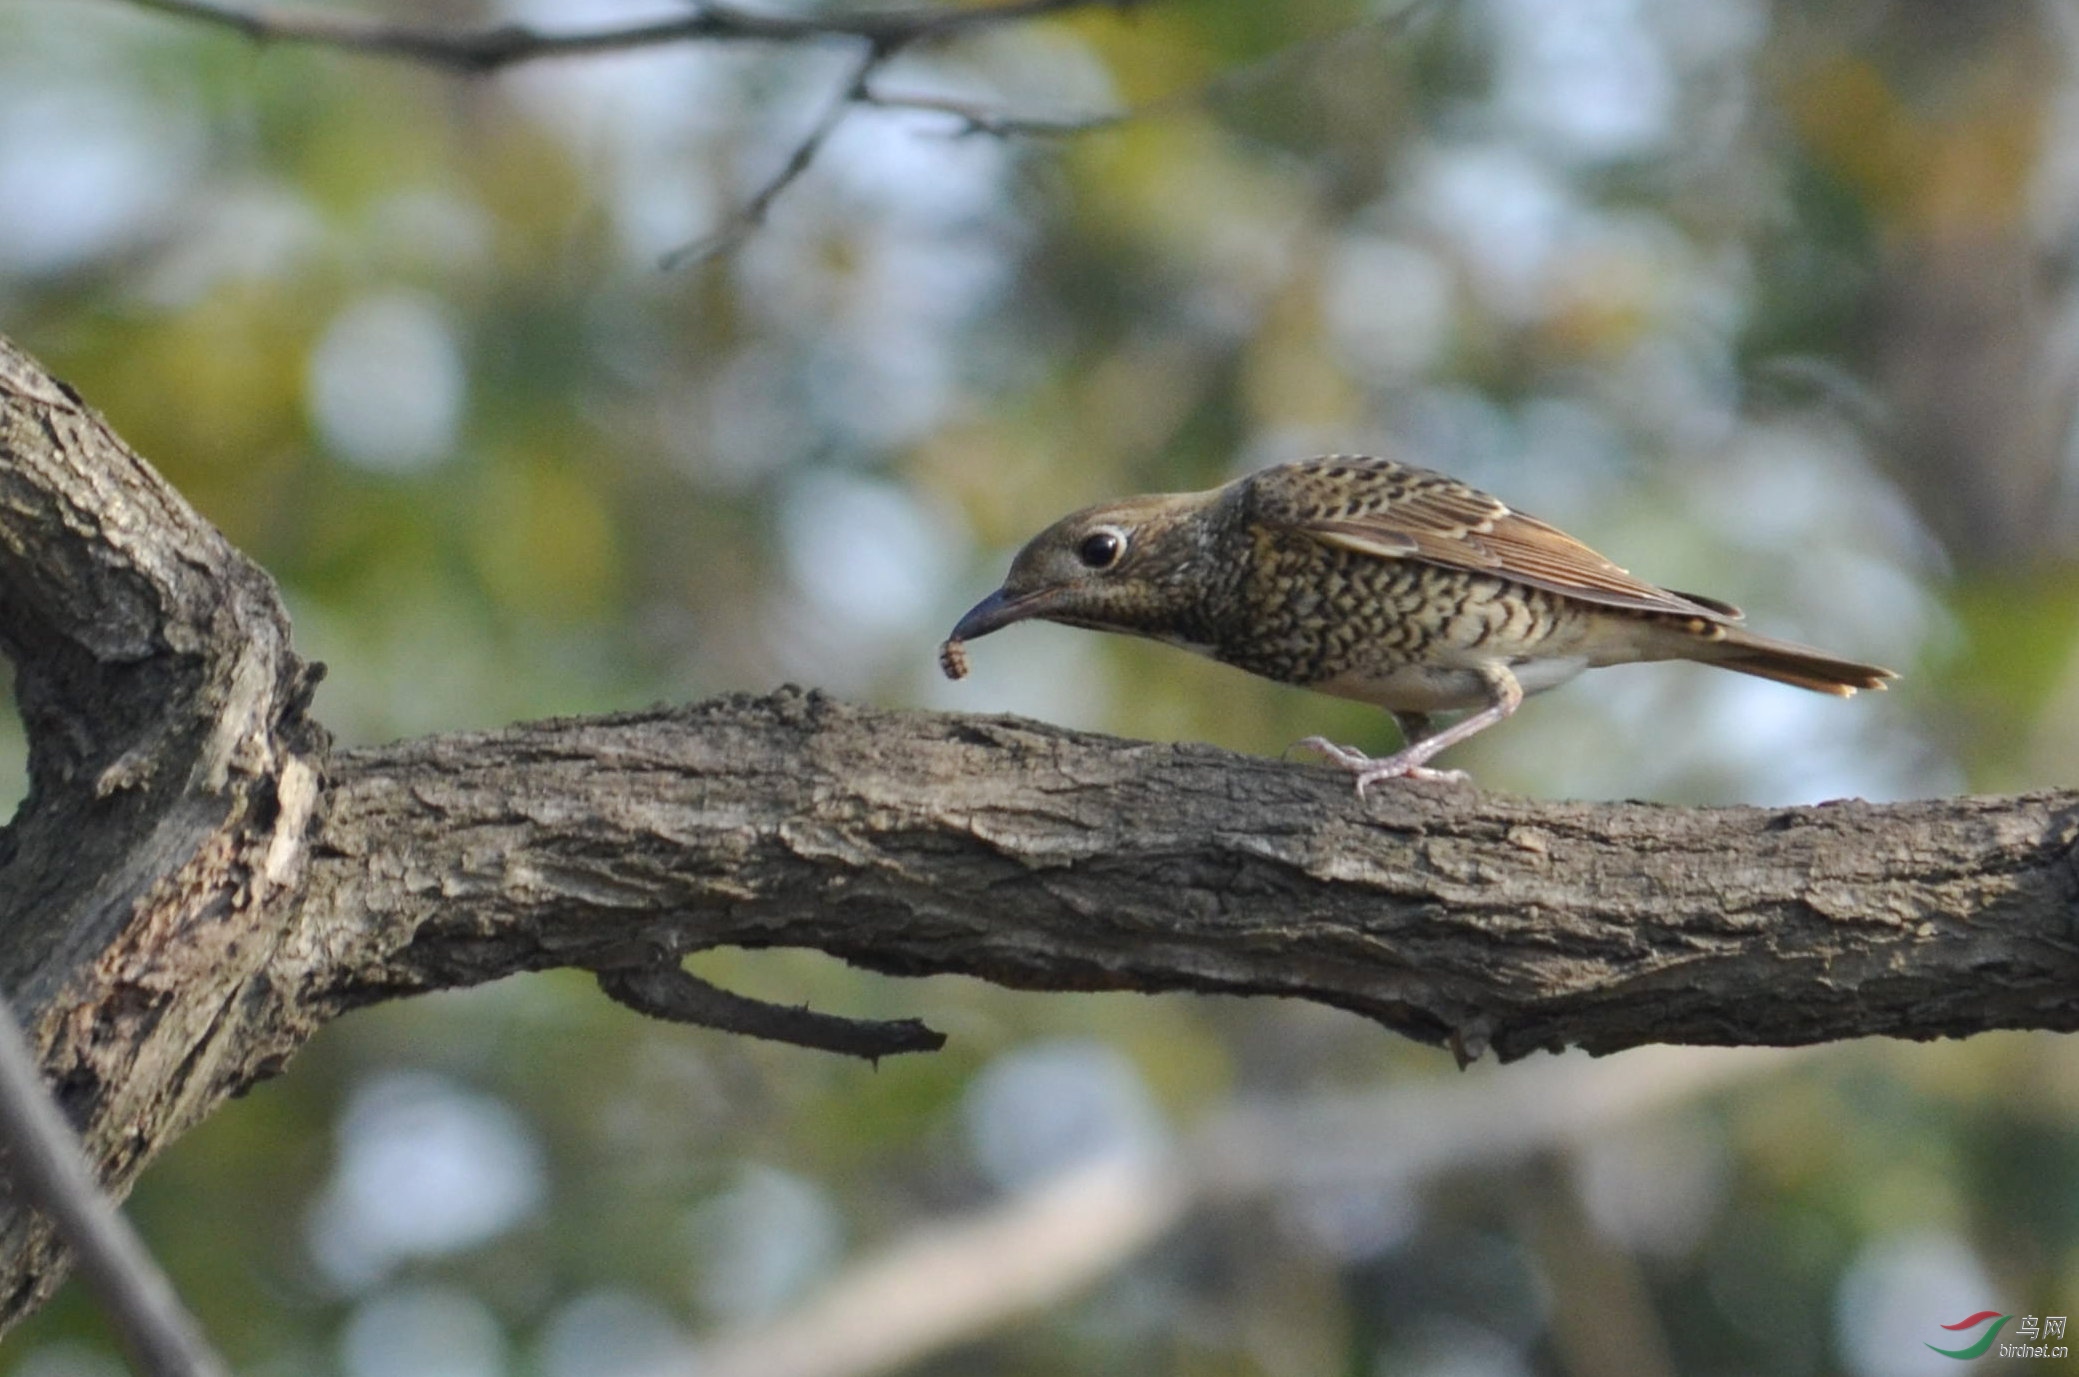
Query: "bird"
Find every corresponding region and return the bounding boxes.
[940,455,1895,794]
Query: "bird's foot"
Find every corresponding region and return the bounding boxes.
[1292,737,1470,797]
[1291,735,1371,770]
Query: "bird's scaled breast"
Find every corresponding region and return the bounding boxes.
[1205,532,1587,692]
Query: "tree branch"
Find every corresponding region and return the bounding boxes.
[859,0,1442,140]
[0,335,327,1334]
[1,327,2076,1340]
[114,0,1136,73]
[595,963,944,1061]
[113,0,1132,265]
[116,0,1434,264]
[661,44,890,269]
[285,697,2079,1067]
[660,0,1437,261]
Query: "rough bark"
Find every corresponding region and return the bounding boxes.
[2,331,2078,1330]
[301,701,2079,1058]
[0,337,327,1325]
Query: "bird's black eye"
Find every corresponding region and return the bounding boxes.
[1077,529,1125,570]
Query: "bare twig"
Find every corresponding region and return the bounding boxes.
[115,0,1135,73]
[114,0,1138,267]
[120,0,1437,264]
[860,0,1445,140]
[596,963,944,1060]
[665,0,1443,265]
[661,44,890,269]
[853,88,1125,139]
[0,992,226,1377]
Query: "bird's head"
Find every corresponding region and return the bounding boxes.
[948,490,1220,647]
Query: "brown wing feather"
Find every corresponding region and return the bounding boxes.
[1248,455,1742,622]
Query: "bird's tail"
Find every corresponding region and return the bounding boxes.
[1697,625,1896,697]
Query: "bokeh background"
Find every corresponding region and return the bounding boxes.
[4,0,2079,1373]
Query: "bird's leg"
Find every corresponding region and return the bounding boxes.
[1393,712,1440,749]
[1297,666,1525,796]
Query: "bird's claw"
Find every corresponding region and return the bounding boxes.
[1293,736,1470,796]
[1293,736,1371,769]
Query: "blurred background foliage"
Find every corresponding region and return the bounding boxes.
[3,0,2079,1373]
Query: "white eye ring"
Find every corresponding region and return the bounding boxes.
[1077,526,1128,570]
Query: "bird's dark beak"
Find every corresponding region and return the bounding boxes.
[950,586,1054,642]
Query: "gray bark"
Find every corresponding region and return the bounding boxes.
[1,331,2076,1329]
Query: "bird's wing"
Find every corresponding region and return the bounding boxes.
[1249,456,1744,621]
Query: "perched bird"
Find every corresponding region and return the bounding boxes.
[942,455,1895,793]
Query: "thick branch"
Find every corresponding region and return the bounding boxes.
[284,697,2079,1063]
[0,338,326,1327]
